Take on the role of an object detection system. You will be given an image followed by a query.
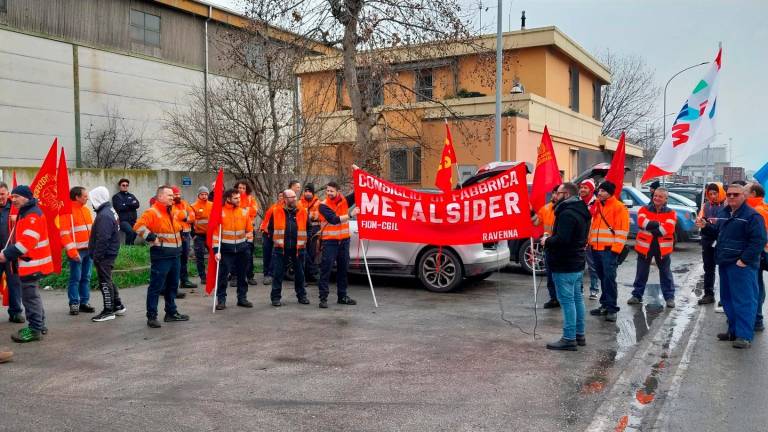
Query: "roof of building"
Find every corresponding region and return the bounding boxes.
[151,0,338,56]
[295,26,610,84]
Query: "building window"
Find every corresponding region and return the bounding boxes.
[130,9,161,47]
[593,81,602,120]
[389,147,422,183]
[569,65,579,112]
[415,69,433,102]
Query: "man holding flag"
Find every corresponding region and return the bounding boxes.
[0,181,24,324]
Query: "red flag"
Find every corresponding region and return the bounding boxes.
[57,148,73,219]
[435,122,458,194]
[530,126,561,211]
[604,132,627,197]
[205,169,225,295]
[29,138,63,273]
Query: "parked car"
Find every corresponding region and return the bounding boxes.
[620,186,701,242]
[665,186,704,209]
[571,162,630,186]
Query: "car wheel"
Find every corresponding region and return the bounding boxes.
[467,271,493,282]
[518,240,546,275]
[417,248,464,293]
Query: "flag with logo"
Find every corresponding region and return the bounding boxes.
[642,47,722,182]
[435,122,458,194]
[530,126,561,211]
[205,169,224,295]
[30,138,64,273]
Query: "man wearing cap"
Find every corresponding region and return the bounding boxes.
[171,186,197,296]
[0,185,52,342]
[112,178,140,245]
[588,181,629,323]
[0,182,24,324]
[298,183,321,283]
[192,186,212,287]
[579,179,600,300]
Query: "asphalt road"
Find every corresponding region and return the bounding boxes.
[0,244,704,431]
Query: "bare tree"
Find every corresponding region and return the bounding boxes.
[82,106,154,169]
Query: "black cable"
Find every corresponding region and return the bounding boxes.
[494,244,539,338]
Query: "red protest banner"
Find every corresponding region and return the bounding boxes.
[354,163,534,245]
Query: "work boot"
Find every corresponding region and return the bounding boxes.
[698,294,715,305]
[247,278,259,286]
[605,312,617,322]
[0,350,12,363]
[590,307,607,316]
[271,300,282,307]
[665,299,676,309]
[627,296,642,305]
[755,322,765,332]
[215,303,226,311]
[69,304,80,316]
[164,312,190,322]
[298,297,310,305]
[11,327,42,343]
[546,338,577,351]
[319,299,328,309]
[237,299,254,308]
[717,332,735,341]
[576,334,586,346]
[337,296,357,305]
[732,338,751,349]
[542,299,560,309]
[262,277,272,286]
[176,291,187,299]
[147,319,162,328]
[79,304,96,313]
[181,280,197,289]
[8,315,24,324]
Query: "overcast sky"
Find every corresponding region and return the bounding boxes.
[207,0,766,171]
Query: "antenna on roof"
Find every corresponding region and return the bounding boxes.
[521,10,526,30]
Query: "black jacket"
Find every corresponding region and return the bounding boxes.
[89,202,121,261]
[544,196,591,273]
[0,200,10,247]
[701,202,766,268]
[112,191,140,224]
[268,206,309,252]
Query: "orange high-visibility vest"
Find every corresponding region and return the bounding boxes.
[635,204,676,257]
[298,196,321,227]
[172,200,195,233]
[272,206,308,249]
[536,202,556,235]
[747,197,768,252]
[319,195,350,241]
[192,199,212,235]
[11,205,54,277]
[60,201,93,258]
[260,201,283,233]
[240,194,259,225]
[213,204,252,252]
[589,196,629,254]
[133,202,184,250]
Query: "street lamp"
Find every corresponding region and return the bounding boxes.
[663,62,709,136]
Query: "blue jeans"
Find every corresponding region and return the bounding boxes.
[262,233,274,277]
[585,248,599,293]
[271,248,306,301]
[120,220,137,245]
[67,250,93,305]
[631,253,675,300]
[146,256,180,320]
[719,262,758,341]
[593,249,620,313]
[553,271,586,340]
[319,238,350,300]
[0,263,23,317]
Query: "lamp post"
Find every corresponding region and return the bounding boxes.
[494,0,503,161]
[662,62,709,136]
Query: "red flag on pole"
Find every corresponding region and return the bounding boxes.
[205,169,224,295]
[604,132,627,197]
[29,138,63,273]
[57,148,73,220]
[435,122,458,194]
[1,172,18,305]
[530,126,562,211]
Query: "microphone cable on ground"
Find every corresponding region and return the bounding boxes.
[493,242,539,339]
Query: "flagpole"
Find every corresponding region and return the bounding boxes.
[530,238,538,309]
[360,239,379,308]
[211,225,222,313]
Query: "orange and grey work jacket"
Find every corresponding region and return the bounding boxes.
[589,196,629,254]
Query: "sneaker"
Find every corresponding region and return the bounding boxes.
[262,277,272,286]
[176,292,187,299]
[181,280,198,289]
[717,332,735,341]
[79,304,96,313]
[11,327,42,343]
[627,296,642,305]
[237,300,254,308]
[271,300,282,307]
[319,299,328,309]
[8,315,25,324]
[588,292,599,300]
[215,303,226,311]
[247,278,259,286]
[576,335,586,346]
[147,319,162,328]
[665,299,676,309]
[715,302,724,314]
[337,296,357,305]
[542,299,560,309]
[732,338,751,349]
[0,350,12,363]
[164,312,190,322]
[605,312,617,322]
[546,338,577,351]
[298,297,310,305]
[698,294,715,305]
[590,307,608,316]
[69,304,80,316]
[92,311,116,322]
[114,305,127,316]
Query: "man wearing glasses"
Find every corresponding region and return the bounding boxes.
[112,179,140,245]
[697,183,767,349]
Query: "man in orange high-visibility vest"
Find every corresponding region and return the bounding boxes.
[627,187,677,308]
[317,180,359,309]
[191,186,212,287]
[212,188,254,310]
[268,189,309,306]
[60,186,96,315]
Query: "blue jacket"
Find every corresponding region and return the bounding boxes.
[702,202,767,268]
[89,202,121,261]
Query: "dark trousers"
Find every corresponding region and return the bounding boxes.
[719,262,758,341]
[193,234,207,279]
[593,248,620,313]
[120,220,137,245]
[305,225,320,280]
[21,278,45,332]
[146,256,179,320]
[95,256,122,312]
[271,248,306,301]
[702,243,716,296]
[544,252,556,301]
[0,263,23,317]
[262,232,274,277]
[631,253,675,300]
[246,242,255,279]
[319,238,350,300]
[757,253,766,327]
[180,232,192,282]
[217,250,249,304]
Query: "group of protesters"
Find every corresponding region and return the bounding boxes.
[539,178,767,351]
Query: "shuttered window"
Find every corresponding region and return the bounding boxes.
[130,9,161,47]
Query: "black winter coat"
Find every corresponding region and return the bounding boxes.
[89,202,121,261]
[544,196,592,273]
[112,191,140,224]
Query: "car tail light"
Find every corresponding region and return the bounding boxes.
[483,242,497,250]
